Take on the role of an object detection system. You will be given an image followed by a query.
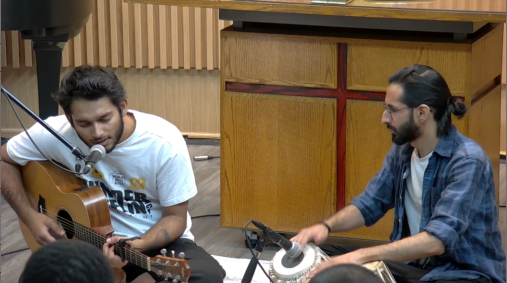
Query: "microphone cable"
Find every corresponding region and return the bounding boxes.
[2,88,82,175]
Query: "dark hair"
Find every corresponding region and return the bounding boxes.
[388,64,467,136]
[19,240,116,283]
[51,64,126,115]
[309,264,384,283]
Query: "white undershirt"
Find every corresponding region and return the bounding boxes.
[404,148,433,236]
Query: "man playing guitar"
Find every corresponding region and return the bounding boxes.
[1,65,226,283]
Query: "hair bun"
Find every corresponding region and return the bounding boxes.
[448,96,467,119]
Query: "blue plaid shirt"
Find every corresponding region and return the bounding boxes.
[350,125,506,283]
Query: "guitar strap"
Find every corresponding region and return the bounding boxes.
[118,236,142,262]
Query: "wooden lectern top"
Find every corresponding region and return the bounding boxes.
[127,0,506,23]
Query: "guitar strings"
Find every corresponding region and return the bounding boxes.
[42,210,146,266]
[41,209,145,264]
[40,209,147,266]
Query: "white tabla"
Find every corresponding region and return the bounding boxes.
[268,243,397,283]
[269,243,329,283]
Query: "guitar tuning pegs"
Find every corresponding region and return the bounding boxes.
[161,248,167,256]
[165,273,173,281]
[179,252,185,259]
[171,250,175,258]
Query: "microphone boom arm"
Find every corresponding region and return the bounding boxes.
[1,86,86,161]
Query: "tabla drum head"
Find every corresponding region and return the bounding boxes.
[269,243,329,283]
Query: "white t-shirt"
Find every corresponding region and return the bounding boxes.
[404,148,433,236]
[6,110,198,241]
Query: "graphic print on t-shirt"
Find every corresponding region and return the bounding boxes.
[129,177,146,190]
[77,171,153,219]
[91,167,105,180]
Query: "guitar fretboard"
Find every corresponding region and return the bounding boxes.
[72,222,149,269]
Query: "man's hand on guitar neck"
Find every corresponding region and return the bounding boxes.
[103,236,146,269]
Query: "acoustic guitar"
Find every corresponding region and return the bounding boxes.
[18,160,191,283]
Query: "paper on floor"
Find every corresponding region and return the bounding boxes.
[212,255,272,283]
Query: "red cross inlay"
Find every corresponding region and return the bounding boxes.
[225,43,386,211]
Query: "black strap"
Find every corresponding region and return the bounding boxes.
[319,222,332,234]
[118,236,142,262]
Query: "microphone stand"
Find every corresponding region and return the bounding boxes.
[1,86,86,161]
[242,236,267,283]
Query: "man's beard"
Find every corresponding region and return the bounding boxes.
[387,113,421,145]
[105,117,124,153]
[75,114,124,154]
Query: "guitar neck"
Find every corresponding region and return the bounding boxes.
[73,222,150,270]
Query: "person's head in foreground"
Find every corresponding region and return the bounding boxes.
[382,64,466,146]
[309,264,384,283]
[19,240,115,283]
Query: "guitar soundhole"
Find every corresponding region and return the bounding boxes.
[57,209,75,240]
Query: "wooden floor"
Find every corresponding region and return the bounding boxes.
[1,145,506,283]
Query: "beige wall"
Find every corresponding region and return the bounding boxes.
[1,1,230,137]
[1,66,221,137]
[1,6,506,154]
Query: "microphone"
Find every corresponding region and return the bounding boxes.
[83,144,106,174]
[251,220,302,258]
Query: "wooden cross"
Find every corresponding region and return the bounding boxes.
[225,43,386,211]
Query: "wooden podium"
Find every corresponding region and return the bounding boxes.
[129,0,505,242]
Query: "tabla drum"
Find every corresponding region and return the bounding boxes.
[362,261,397,283]
[268,243,397,283]
[269,242,330,283]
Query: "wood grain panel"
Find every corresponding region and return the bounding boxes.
[122,0,131,68]
[126,0,506,23]
[98,0,108,67]
[134,3,143,69]
[148,4,156,69]
[469,85,502,205]
[347,43,469,96]
[73,31,83,67]
[1,0,231,70]
[85,8,95,65]
[159,5,168,69]
[501,86,506,156]
[502,24,506,85]
[2,31,7,67]
[183,6,191,69]
[221,92,337,231]
[470,24,504,98]
[206,8,214,71]
[332,100,394,241]
[1,67,220,135]
[23,40,33,67]
[222,33,337,88]
[110,0,119,68]
[11,31,20,68]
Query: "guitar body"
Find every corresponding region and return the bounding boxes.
[19,161,126,283]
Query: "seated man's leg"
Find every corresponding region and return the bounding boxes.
[317,244,490,283]
[309,264,383,283]
[319,244,427,283]
[123,238,226,283]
